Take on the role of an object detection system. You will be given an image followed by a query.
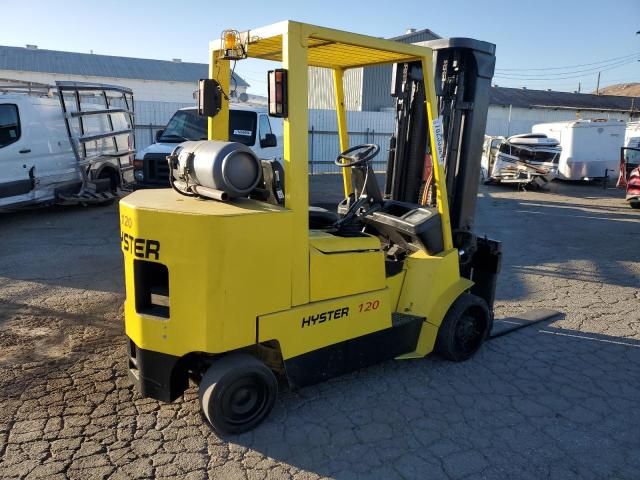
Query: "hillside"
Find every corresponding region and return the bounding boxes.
[594,82,640,96]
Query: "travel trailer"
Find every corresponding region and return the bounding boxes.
[134,106,283,188]
[0,81,135,209]
[532,119,625,181]
[481,133,560,188]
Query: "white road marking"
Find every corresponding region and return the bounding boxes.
[539,330,640,348]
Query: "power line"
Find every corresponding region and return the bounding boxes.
[497,74,639,86]
[495,58,639,78]
[496,51,640,71]
[494,58,638,80]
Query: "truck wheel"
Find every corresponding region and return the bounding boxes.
[97,168,120,193]
[435,293,490,362]
[199,353,277,435]
[630,199,640,209]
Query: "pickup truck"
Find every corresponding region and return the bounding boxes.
[134,106,283,188]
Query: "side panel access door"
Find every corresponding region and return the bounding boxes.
[0,102,36,205]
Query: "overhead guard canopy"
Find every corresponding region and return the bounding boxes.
[209,21,430,70]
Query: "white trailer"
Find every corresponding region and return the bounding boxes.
[0,81,135,209]
[532,119,625,180]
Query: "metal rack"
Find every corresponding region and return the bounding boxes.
[1,80,136,203]
[56,81,136,200]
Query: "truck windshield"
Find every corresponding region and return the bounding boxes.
[499,144,559,164]
[158,109,257,146]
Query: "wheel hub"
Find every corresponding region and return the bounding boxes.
[220,376,269,426]
[455,314,482,354]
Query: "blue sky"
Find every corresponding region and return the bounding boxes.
[1,0,638,94]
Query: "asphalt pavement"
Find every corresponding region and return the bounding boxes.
[0,179,638,479]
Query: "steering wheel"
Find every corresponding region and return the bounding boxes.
[334,144,380,168]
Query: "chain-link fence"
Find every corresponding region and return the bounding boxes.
[133,107,396,175]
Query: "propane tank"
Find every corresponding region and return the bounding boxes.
[169,140,262,200]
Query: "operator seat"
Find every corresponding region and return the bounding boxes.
[308,206,339,229]
[337,160,444,255]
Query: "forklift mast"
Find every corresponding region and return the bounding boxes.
[385,38,500,308]
[387,38,496,229]
[424,38,496,234]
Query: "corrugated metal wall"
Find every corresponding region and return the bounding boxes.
[308,109,395,173]
[361,65,395,112]
[361,30,439,111]
[486,106,634,137]
[308,67,363,110]
[306,30,439,112]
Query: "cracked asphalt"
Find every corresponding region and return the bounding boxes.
[1,179,639,479]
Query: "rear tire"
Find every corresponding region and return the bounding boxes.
[629,199,640,209]
[97,168,120,193]
[435,293,491,362]
[199,353,277,435]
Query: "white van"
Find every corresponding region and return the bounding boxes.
[532,119,625,180]
[0,82,135,209]
[134,105,283,188]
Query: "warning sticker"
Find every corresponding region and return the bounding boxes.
[233,129,252,136]
[432,117,445,165]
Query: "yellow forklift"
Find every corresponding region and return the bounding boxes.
[120,21,501,434]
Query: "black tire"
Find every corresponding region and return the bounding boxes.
[435,293,491,362]
[97,168,120,193]
[630,199,640,209]
[199,353,277,435]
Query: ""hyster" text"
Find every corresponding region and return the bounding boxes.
[301,307,349,328]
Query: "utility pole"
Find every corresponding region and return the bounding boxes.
[596,72,601,95]
[578,82,581,93]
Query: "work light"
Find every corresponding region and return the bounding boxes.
[220,30,246,60]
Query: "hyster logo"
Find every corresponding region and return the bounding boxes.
[121,233,160,260]
[302,307,349,328]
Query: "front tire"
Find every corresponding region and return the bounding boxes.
[199,353,277,435]
[629,199,640,209]
[435,293,491,362]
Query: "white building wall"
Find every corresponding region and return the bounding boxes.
[486,106,633,137]
[0,69,253,149]
[307,106,638,172]
[308,109,394,172]
[0,69,208,102]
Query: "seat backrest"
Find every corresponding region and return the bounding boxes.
[351,164,383,205]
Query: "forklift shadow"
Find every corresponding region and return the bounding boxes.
[228,319,640,478]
